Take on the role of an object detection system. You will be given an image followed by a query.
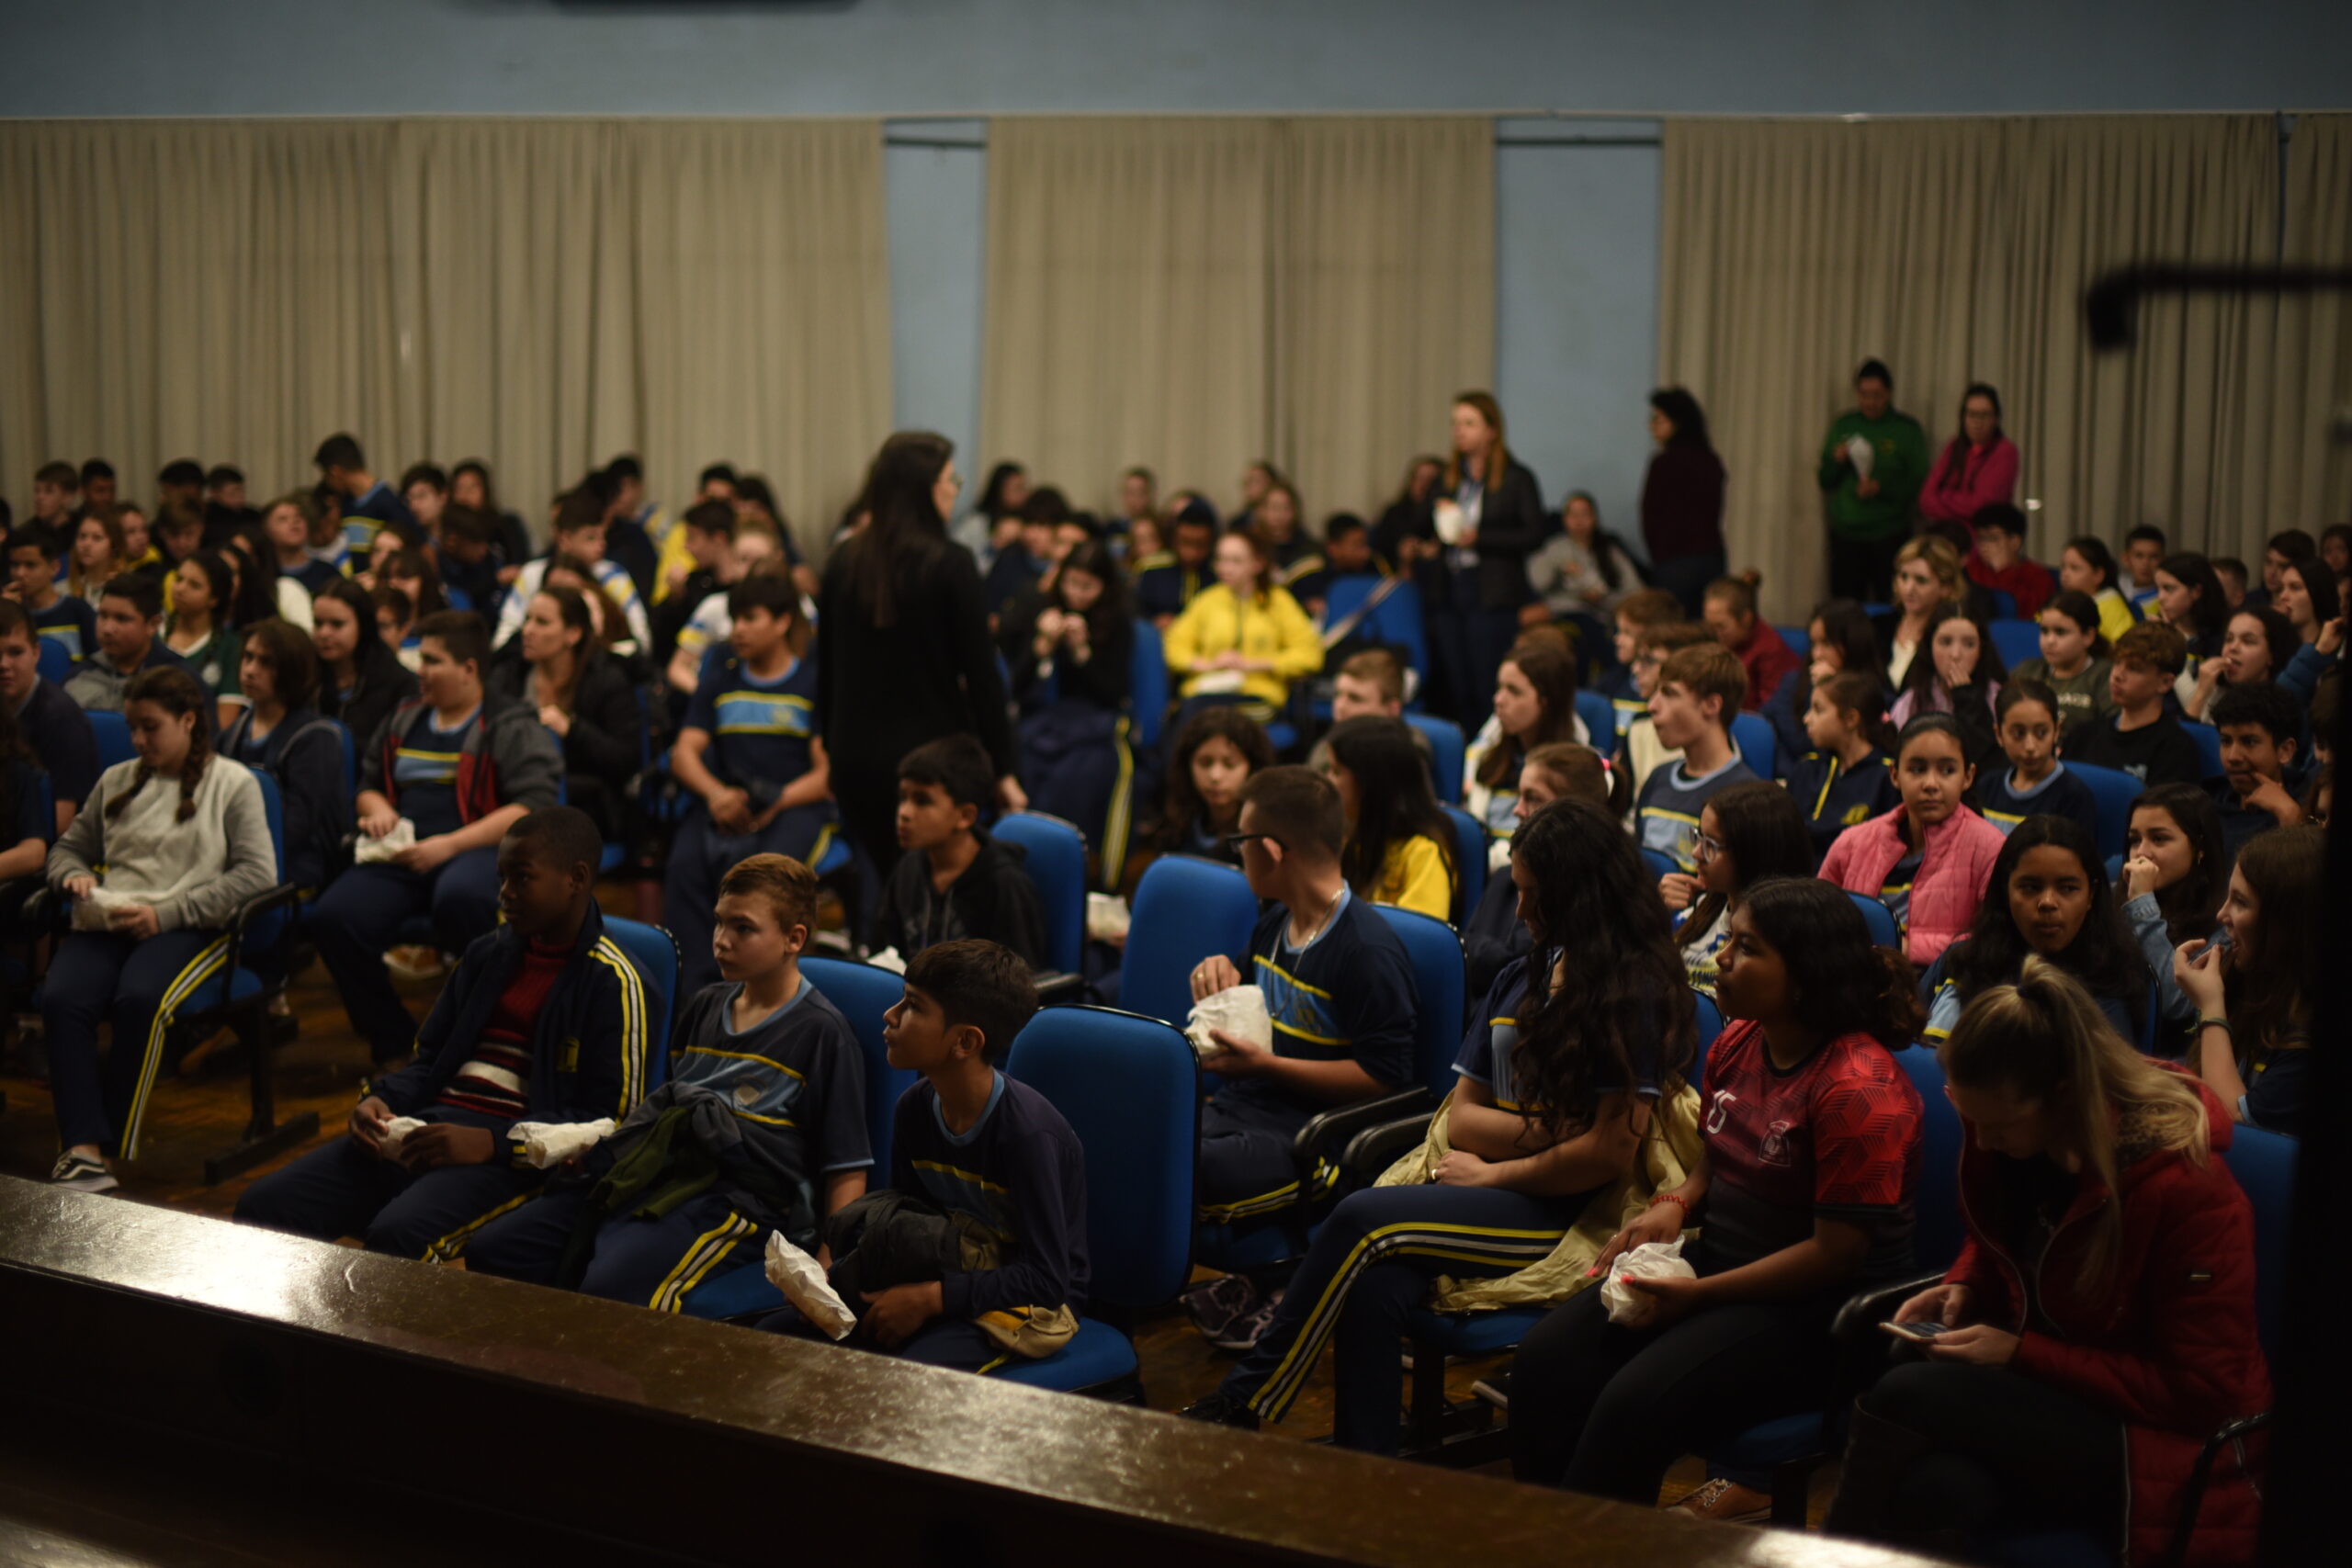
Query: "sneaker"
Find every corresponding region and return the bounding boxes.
[1182,1274,1260,1341]
[49,1152,118,1193]
[383,946,447,982]
[1177,1392,1261,1430]
[1668,1477,1772,1526]
[1204,1289,1283,1352]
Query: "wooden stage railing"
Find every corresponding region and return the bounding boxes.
[0,1176,1928,1568]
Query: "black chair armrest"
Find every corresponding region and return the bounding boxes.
[1033,970,1087,1005]
[1340,1112,1438,1184]
[1295,1087,1432,1170]
[223,883,301,978]
[1830,1271,1949,1340]
[2163,1409,2272,1568]
[16,881,52,929]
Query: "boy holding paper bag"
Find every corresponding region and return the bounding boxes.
[234,807,651,1259]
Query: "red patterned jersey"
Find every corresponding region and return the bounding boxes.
[1700,1020,1923,1279]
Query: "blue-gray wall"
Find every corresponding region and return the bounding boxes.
[9,0,2346,525]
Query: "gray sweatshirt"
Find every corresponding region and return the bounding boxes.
[47,757,277,932]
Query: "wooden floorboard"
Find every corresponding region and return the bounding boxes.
[1,893,1823,1528]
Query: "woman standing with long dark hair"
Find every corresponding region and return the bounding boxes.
[818,432,1023,871]
[1640,388,1726,616]
[1401,393,1548,725]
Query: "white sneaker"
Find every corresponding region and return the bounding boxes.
[49,1152,118,1193]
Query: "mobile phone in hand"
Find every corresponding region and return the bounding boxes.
[1881,1320,1948,1343]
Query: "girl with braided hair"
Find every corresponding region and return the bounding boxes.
[41,666,277,1190]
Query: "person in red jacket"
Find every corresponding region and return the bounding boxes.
[1702,576,1802,716]
[1826,958,2268,1567]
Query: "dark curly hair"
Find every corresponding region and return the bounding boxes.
[1508,797,1695,1139]
[1948,815,2149,1035]
[1738,877,1923,1052]
[1159,705,1275,845]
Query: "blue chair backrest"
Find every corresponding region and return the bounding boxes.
[1988,618,2042,670]
[1574,689,1615,748]
[1005,1005,1196,1310]
[35,773,54,840]
[1894,1045,1967,1270]
[1774,624,1812,657]
[803,955,920,1174]
[1327,573,1430,691]
[600,916,681,1094]
[2180,720,2225,781]
[1372,904,1467,1098]
[1404,713,1465,804]
[1848,889,1901,950]
[243,771,293,957]
[1984,588,2018,621]
[1690,990,1722,1093]
[2220,1125,2294,1360]
[993,811,1088,975]
[1129,618,1169,751]
[1730,711,1775,778]
[1639,846,1679,886]
[1122,853,1260,1027]
[1442,804,1486,916]
[89,710,134,771]
[2066,761,2143,863]
[327,716,356,798]
[37,637,72,685]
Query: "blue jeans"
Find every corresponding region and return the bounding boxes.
[305,848,502,1063]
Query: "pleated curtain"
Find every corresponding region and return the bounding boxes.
[2269,113,2352,529]
[0,118,889,558]
[983,117,1493,521]
[1657,115,2299,617]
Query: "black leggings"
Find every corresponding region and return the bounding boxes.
[1838,1360,2125,1547]
[1509,1278,1836,1498]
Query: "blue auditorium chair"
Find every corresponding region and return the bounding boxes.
[1988,618,2042,671]
[1730,711,1777,779]
[1848,890,1902,951]
[2066,761,2143,863]
[1118,853,1259,1028]
[1405,713,1466,805]
[1443,805,1486,916]
[993,810,1089,976]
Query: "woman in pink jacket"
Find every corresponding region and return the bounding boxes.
[1818,713,2006,964]
[1917,384,2018,533]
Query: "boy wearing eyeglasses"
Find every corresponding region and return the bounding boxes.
[1182,765,1419,1350]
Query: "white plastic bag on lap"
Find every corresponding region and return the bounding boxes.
[377,1116,426,1156]
[1602,1235,1697,1327]
[764,1232,857,1340]
[1184,984,1272,1066]
[509,1118,615,1169]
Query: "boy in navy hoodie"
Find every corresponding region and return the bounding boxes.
[234,807,652,1259]
[757,939,1089,1372]
[871,735,1047,971]
[2208,680,2310,862]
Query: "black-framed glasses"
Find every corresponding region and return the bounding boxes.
[1224,832,1283,854]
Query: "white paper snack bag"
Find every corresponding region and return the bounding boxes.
[1184,984,1272,1066]
[764,1232,857,1339]
[1602,1235,1698,1327]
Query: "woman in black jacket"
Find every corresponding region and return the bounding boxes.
[1389,394,1547,726]
[1011,539,1138,887]
[310,577,418,765]
[818,432,1023,872]
[487,583,643,840]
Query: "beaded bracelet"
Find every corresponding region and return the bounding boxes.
[1649,1191,1690,1214]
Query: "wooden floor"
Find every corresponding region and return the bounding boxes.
[0,895,1830,1525]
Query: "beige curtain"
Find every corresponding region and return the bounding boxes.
[0,118,889,558]
[1658,115,2284,617]
[2269,114,2352,528]
[983,117,1491,522]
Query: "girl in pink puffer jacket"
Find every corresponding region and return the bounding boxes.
[1818,714,2005,964]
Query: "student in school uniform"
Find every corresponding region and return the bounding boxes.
[2172,824,2318,1137]
[2057,537,2140,647]
[2059,623,2202,789]
[1819,714,2007,966]
[493,489,652,653]
[1009,538,1138,877]
[1973,680,2099,841]
[1889,605,2003,772]
[1702,577,1803,716]
[1182,797,1694,1450]
[1784,670,1899,863]
[1615,619,1714,804]
[1180,766,1420,1349]
[311,611,562,1066]
[1760,599,1883,773]
[466,854,871,1312]
[662,572,837,996]
[236,807,651,1257]
[872,735,1048,972]
[2187,606,2299,724]
[2119,525,2167,617]
[2206,681,2312,861]
[2118,784,2228,1041]
[1633,642,1758,874]
[1595,588,1685,742]
[1826,962,2267,1567]
[40,668,277,1191]
[161,552,244,731]
[1657,781,1815,998]
[218,619,351,894]
[310,577,419,760]
[0,601,96,836]
[63,574,202,716]
[313,433,422,555]
[1463,741,1610,999]
[2007,591,2114,731]
[485,583,644,844]
[1126,705,1275,892]
[1464,634,1588,840]
[6,527,98,665]
[755,940,1090,1375]
[1322,716,1459,922]
[1510,878,1926,1502]
[1916,816,2152,1048]
[1134,502,1217,629]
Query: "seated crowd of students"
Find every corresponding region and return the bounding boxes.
[0,415,2333,1566]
